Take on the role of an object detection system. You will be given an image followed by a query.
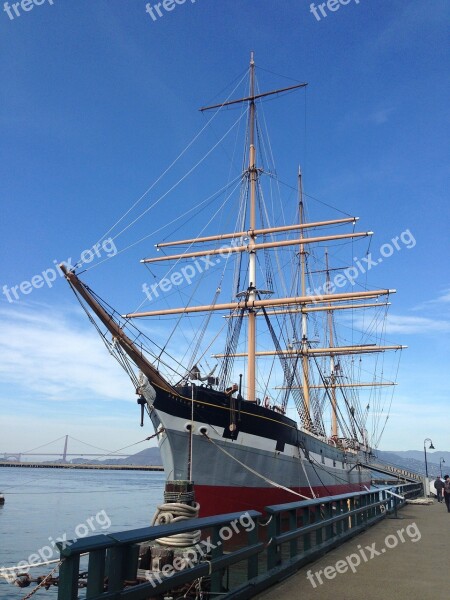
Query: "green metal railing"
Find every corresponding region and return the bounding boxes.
[228,482,422,598]
[57,511,263,600]
[57,482,422,600]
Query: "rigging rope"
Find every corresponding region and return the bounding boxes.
[218,309,245,391]
[78,69,250,269]
[106,109,249,248]
[260,304,304,416]
[186,287,222,375]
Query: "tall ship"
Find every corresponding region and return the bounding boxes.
[61,54,405,516]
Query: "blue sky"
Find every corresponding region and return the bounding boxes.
[0,0,449,456]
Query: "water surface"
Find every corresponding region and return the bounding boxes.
[0,467,165,599]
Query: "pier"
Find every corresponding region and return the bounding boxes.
[255,500,446,600]
[0,461,163,471]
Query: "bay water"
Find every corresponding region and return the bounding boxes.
[0,467,165,599]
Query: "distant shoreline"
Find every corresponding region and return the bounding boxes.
[0,462,163,471]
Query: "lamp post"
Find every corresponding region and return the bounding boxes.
[423,438,435,478]
[440,457,445,478]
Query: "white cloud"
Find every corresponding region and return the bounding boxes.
[348,312,450,335]
[337,106,396,132]
[413,288,450,310]
[369,107,395,125]
[0,304,133,403]
[438,291,450,303]
[369,1,449,54]
[385,314,450,334]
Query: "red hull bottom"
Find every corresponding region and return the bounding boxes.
[196,482,371,516]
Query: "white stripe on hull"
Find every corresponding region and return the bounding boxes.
[150,408,370,491]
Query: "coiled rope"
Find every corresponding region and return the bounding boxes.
[151,502,201,547]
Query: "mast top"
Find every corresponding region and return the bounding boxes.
[199,54,307,112]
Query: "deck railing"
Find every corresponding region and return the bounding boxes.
[56,482,422,600]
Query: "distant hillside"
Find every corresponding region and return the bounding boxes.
[69,446,162,466]
[57,446,449,475]
[386,450,450,465]
[375,450,447,477]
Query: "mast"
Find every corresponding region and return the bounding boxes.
[298,168,311,427]
[181,55,305,401]
[247,51,257,402]
[325,249,338,439]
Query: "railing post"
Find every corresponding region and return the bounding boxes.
[288,508,298,558]
[343,498,350,533]
[358,494,365,526]
[267,512,280,570]
[57,555,80,600]
[247,517,259,580]
[106,545,125,593]
[303,506,311,551]
[315,505,323,546]
[86,549,106,599]
[393,494,398,519]
[349,497,356,529]
[326,503,334,541]
[337,500,343,535]
[369,492,373,519]
[210,524,224,595]
[123,544,140,582]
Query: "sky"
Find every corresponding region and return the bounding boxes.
[0,0,449,456]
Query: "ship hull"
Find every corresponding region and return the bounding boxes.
[147,384,371,516]
[194,482,366,516]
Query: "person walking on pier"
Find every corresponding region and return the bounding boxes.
[434,475,444,503]
[443,475,450,512]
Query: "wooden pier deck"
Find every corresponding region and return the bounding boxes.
[255,500,447,600]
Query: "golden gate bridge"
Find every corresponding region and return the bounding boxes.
[1,435,131,463]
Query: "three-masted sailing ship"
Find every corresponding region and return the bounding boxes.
[61,54,405,515]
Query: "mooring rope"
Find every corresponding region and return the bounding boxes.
[298,446,317,499]
[201,432,312,500]
[1,558,61,573]
[18,561,63,600]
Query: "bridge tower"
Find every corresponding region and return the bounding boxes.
[62,435,69,463]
